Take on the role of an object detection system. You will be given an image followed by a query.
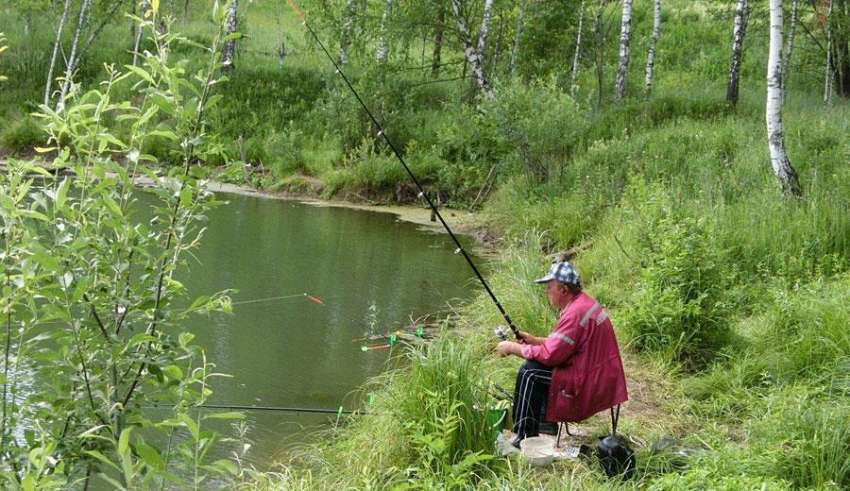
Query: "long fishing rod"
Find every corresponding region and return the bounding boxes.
[286,0,520,339]
[148,403,362,415]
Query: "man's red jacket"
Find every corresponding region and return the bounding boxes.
[520,292,628,423]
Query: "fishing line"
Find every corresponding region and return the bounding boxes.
[230,292,326,306]
[148,403,363,415]
[286,0,520,339]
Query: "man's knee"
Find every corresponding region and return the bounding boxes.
[518,359,549,375]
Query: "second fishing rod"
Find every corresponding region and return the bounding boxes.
[287,3,520,340]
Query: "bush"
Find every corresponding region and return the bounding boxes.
[621,182,732,369]
[0,114,45,152]
[746,275,850,386]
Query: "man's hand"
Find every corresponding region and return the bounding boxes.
[496,341,522,358]
[517,331,541,345]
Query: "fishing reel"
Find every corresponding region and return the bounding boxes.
[493,326,509,341]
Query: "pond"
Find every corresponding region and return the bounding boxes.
[166,192,482,469]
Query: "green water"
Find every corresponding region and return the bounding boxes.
[170,193,481,466]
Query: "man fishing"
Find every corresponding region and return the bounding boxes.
[496,261,628,448]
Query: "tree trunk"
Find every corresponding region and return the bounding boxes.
[644,0,662,96]
[614,0,633,100]
[831,0,850,97]
[476,0,495,68]
[726,0,749,105]
[450,0,492,98]
[183,0,190,19]
[766,0,802,197]
[132,0,148,67]
[824,0,835,103]
[594,0,605,107]
[432,0,445,77]
[508,0,527,77]
[376,0,393,63]
[570,1,586,97]
[492,14,505,73]
[221,0,239,70]
[23,14,32,36]
[44,0,73,106]
[57,0,93,112]
[782,0,799,93]
[338,0,356,65]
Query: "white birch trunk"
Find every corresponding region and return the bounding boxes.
[132,0,149,67]
[726,0,748,105]
[476,0,494,67]
[570,1,585,97]
[593,0,605,107]
[375,0,393,63]
[337,0,356,65]
[44,0,73,106]
[781,0,798,92]
[221,0,239,70]
[508,0,527,76]
[766,0,802,197]
[824,0,834,105]
[644,0,662,96]
[451,0,492,98]
[23,15,31,36]
[614,0,632,100]
[57,0,93,112]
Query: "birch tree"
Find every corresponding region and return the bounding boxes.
[824,0,834,104]
[826,0,849,97]
[338,0,356,65]
[614,0,633,99]
[450,0,492,97]
[766,0,802,197]
[132,0,149,66]
[375,0,393,63]
[508,0,527,76]
[476,0,495,68]
[44,0,73,106]
[56,0,93,111]
[221,0,239,70]
[644,0,662,96]
[726,0,749,105]
[570,0,586,97]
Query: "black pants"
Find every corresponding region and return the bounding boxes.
[511,360,552,440]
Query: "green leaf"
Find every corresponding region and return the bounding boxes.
[56,178,69,210]
[162,365,183,381]
[118,427,132,456]
[136,441,165,471]
[178,413,199,440]
[124,64,155,85]
[180,187,193,208]
[84,450,121,472]
[103,195,123,218]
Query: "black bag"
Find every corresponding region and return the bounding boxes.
[595,405,635,479]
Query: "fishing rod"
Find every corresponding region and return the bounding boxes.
[286,0,521,340]
[148,403,363,415]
